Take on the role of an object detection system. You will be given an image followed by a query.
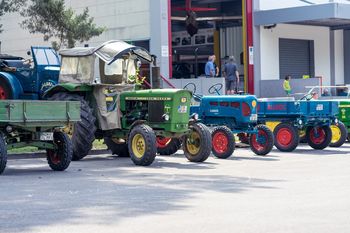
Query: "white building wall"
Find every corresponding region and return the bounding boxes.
[0,0,150,57]
[259,0,350,10]
[334,30,345,85]
[260,24,331,85]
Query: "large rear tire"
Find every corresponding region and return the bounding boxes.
[156,137,182,155]
[329,122,347,147]
[0,133,7,174]
[306,125,332,150]
[183,123,212,162]
[49,93,96,161]
[250,124,274,156]
[211,126,235,159]
[273,123,299,152]
[104,137,129,157]
[46,132,72,171]
[128,124,157,166]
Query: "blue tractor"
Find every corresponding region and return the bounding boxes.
[0,47,60,100]
[187,83,274,158]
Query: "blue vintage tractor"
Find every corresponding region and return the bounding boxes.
[186,83,274,158]
[0,47,60,100]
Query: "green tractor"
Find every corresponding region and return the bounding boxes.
[45,40,211,166]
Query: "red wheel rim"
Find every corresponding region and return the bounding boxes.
[47,150,61,164]
[0,85,7,100]
[310,127,326,144]
[276,128,293,146]
[156,137,172,148]
[251,129,268,151]
[212,131,229,154]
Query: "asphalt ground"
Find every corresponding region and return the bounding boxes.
[1,144,350,233]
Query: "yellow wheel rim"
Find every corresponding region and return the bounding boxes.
[132,133,146,159]
[63,123,74,136]
[186,131,201,155]
[299,130,306,138]
[331,125,341,143]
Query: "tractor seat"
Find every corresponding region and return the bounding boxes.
[3,60,30,69]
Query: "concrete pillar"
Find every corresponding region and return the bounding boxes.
[150,0,171,81]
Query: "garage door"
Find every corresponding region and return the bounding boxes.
[279,38,314,79]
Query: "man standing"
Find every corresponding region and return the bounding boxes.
[205,55,216,77]
[223,56,239,95]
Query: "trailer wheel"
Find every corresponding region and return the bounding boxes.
[0,133,7,174]
[47,132,72,171]
[273,123,299,152]
[306,125,332,150]
[329,122,347,147]
[49,93,96,161]
[183,123,211,162]
[104,137,129,157]
[250,124,274,156]
[0,80,12,100]
[156,137,182,155]
[128,124,157,166]
[211,126,235,159]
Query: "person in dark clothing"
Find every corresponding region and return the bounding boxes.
[223,56,240,95]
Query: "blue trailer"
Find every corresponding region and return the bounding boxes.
[258,99,339,151]
[190,95,274,158]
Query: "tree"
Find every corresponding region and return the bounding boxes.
[21,0,105,49]
[0,0,25,33]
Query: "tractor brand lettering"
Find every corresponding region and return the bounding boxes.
[316,104,324,111]
[177,105,187,113]
[339,105,350,108]
[125,97,172,101]
[181,97,187,103]
[210,109,219,113]
[267,104,286,111]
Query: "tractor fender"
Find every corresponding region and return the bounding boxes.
[0,72,23,99]
[43,83,93,98]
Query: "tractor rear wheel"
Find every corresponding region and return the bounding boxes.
[46,132,72,171]
[306,125,332,150]
[0,133,7,174]
[128,124,157,166]
[49,93,96,161]
[329,122,347,147]
[273,123,299,152]
[250,124,274,156]
[183,123,211,162]
[0,80,12,100]
[104,137,130,157]
[156,137,182,155]
[211,126,235,159]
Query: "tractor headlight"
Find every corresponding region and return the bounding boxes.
[298,119,303,125]
[334,118,339,124]
[162,114,170,121]
[191,113,199,121]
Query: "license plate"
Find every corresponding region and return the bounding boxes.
[40,132,53,141]
[250,114,258,121]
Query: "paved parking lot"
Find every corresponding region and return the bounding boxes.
[1,144,350,233]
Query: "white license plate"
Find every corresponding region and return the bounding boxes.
[40,132,54,141]
[250,114,258,121]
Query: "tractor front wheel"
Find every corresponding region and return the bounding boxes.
[329,122,347,147]
[46,132,72,171]
[128,124,157,166]
[49,93,96,161]
[183,123,211,162]
[156,137,182,155]
[211,126,235,159]
[250,124,274,156]
[273,123,299,152]
[0,133,7,174]
[104,137,130,157]
[306,125,332,150]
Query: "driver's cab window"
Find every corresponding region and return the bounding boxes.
[99,58,136,84]
[59,56,94,83]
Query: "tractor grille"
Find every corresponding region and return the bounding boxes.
[148,101,165,122]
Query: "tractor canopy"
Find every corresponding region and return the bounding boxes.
[58,40,153,85]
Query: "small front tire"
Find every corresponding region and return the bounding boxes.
[273,123,299,152]
[329,122,347,147]
[306,125,332,150]
[211,126,235,159]
[250,124,274,156]
[46,132,73,171]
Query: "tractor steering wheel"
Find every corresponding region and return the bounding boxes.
[183,82,197,94]
[208,83,223,95]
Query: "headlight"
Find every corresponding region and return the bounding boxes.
[298,119,303,125]
[334,118,339,124]
[162,114,170,121]
[191,113,199,120]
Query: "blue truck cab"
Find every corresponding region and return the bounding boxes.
[0,47,60,100]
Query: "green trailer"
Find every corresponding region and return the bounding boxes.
[0,100,80,174]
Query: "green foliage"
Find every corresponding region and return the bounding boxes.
[0,0,25,33]
[21,0,105,49]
